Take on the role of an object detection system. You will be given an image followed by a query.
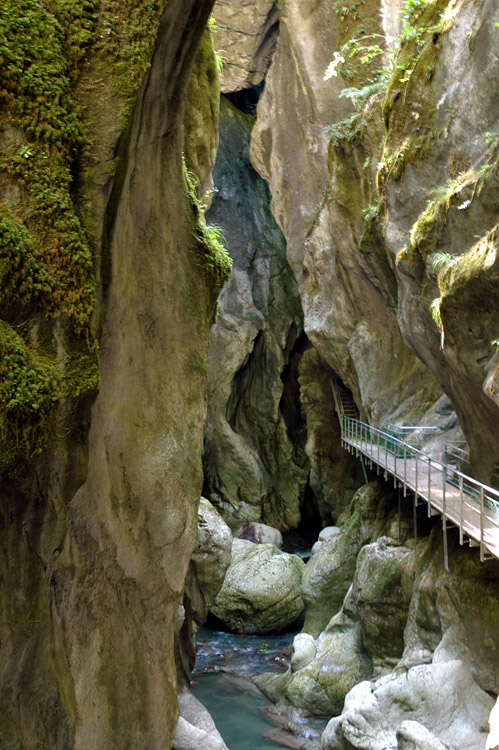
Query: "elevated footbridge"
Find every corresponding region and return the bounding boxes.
[341,415,499,565]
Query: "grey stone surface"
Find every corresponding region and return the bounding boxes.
[250,0,441,429]
[301,483,387,637]
[211,539,305,633]
[234,521,283,547]
[382,0,499,481]
[203,96,308,531]
[212,0,278,93]
[192,498,233,609]
[173,689,229,750]
[321,660,493,750]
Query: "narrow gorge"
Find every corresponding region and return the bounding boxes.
[0,1,498,749]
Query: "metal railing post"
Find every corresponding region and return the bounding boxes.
[384,433,388,480]
[443,465,448,571]
[459,474,464,546]
[427,457,432,517]
[415,452,419,504]
[480,487,484,562]
[403,446,407,497]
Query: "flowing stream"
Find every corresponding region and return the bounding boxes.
[192,530,326,750]
[192,625,326,750]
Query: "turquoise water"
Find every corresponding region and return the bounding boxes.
[192,625,325,750]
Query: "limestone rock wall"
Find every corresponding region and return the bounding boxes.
[249,0,442,427]
[203,97,309,531]
[0,2,222,747]
[212,0,279,93]
[382,0,499,481]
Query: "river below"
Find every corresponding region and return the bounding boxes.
[192,624,327,750]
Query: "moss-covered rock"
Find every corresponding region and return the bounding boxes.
[353,538,414,668]
[301,481,391,637]
[0,1,223,747]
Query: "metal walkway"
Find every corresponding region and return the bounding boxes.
[341,416,499,565]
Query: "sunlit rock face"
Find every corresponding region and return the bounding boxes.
[249,0,441,427]
[0,2,221,747]
[212,0,278,93]
[382,0,499,481]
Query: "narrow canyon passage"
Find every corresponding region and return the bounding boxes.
[0,1,498,749]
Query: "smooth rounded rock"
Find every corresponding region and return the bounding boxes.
[235,522,283,548]
[321,660,494,750]
[396,720,449,750]
[290,633,317,672]
[211,540,305,634]
[318,526,341,543]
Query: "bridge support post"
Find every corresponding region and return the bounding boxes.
[480,487,485,563]
[443,516,449,572]
[398,487,401,545]
[360,455,368,485]
[443,465,449,570]
[413,493,418,549]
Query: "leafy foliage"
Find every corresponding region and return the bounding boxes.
[183,158,232,285]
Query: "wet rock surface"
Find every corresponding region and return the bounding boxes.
[193,625,326,750]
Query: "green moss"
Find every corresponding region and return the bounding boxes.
[378,0,452,186]
[183,30,221,184]
[408,169,475,260]
[99,0,163,109]
[0,0,97,333]
[440,225,498,294]
[0,0,102,466]
[0,320,61,456]
[63,349,100,398]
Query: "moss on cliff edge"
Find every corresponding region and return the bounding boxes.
[0,0,168,465]
[0,0,101,465]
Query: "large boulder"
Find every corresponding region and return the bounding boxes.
[210,539,305,633]
[284,608,372,716]
[256,584,372,717]
[192,497,233,610]
[322,660,494,750]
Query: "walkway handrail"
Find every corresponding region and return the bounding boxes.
[342,415,499,562]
